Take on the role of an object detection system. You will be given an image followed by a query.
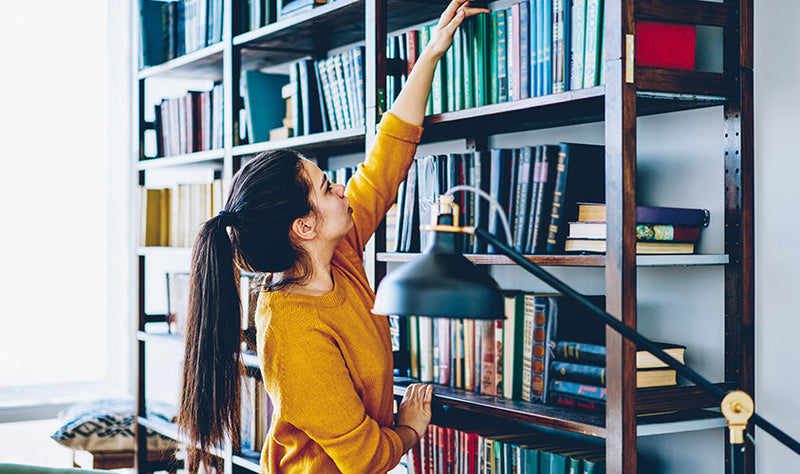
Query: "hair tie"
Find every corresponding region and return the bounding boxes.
[217,210,233,224]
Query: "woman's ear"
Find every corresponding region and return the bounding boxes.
[290,216,317,241]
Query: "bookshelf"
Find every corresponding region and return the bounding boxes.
[132,0,753,473]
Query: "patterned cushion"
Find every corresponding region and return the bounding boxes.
[50,398,177,452]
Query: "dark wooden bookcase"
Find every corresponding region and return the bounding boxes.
[132,0,754,472]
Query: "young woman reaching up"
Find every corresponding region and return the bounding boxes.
[179,1,490,472]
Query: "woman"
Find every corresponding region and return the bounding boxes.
[179,1,489,472]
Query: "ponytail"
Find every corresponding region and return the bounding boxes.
[179,215,242,470]
[176,149,314,470]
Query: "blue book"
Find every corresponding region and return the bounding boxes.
[352,46,366,127]
[535,0,545,96]
[519,0,531,100]
[242,70,290,143]
[543,0,553,95]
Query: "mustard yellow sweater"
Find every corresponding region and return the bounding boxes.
[255,113,424,474]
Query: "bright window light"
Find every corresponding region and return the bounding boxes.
[0,1,110,402]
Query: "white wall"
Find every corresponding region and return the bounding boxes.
[754,0,800,472]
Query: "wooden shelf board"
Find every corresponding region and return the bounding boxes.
[138,42,225,81]
[237,0,366,70]
[394,383,606,437]
[137,415,180,441]
[236,0,449,70]
[242,351,261,370]
[137,330,183,346]
[232,127,365,157]
[233,449,261,472]
[420,87,725,141]
[137,246,193,257]
[395,382,730,439]
[634,0,729,27]
[636,410,725,437]
[378,252,728,267]
[138,149,225,170]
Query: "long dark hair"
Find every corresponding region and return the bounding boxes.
[178,149,313,469]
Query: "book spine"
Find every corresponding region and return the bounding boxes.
[463,19,474,109]
[496,10,508,102]
[489,11,499,105]
[570,0,587,90]
[583,0,601,87]
[473,15,488,107]
[550,379,607,401]
[508,4,520,101]
[554,341,606,365]
[552,0,566,92]
[519,0,530,100]
[551,361,606,386]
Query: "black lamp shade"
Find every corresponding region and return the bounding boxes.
[373,229,505,319]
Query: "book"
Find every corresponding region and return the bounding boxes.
[242,70,290,143]
[527,144,560,254]
[568,221,703,242]
[279,0,327,18]
[636,21,696,70]
[521,294,558,403]
[577,202,711,227]
[582,0,603,87]
[554,340,686,369]
[545,143,605,253]
[565,239,696,254]
[551,360,678,388]
[296,58,324,135]
[166,271,191,335]
[550,391,605,413]
[550,379,606,401]
[570,0,587,90]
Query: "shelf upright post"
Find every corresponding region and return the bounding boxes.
[603,0,638,471]
[223,0,237,188]
[364,0,388,288]
[723,0,754,472]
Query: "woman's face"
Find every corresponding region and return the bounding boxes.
[301,159,354,243]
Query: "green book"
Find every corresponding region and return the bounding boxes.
[583,0,603,87]
[570,0,587,90]
[430,23,446,114]
[454,23,464,111]
[462,18,475,109]
[241,70,289,143]
[446,38,456,112]
[419,25,433,116]
[489,11,498,104]
[472,13,488,107]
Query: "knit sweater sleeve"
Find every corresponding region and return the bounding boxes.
[261,308,405,473]
[343,112,423,257]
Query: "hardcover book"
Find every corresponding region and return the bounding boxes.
[545,143,605,253]
[577,202,710,227]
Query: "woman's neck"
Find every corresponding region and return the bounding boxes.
[275,242,336,296]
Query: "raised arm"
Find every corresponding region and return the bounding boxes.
[342,0,491,255]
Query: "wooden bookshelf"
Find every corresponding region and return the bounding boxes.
[133,0,754,472]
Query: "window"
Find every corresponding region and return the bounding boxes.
[0,0,129,411]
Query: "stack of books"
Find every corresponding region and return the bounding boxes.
[564,202,710,254]
[548,340,686,412]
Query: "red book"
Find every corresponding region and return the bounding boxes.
[636,21,696,70]
[406,30,419,76]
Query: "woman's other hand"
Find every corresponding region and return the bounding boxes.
[396,383,433,440]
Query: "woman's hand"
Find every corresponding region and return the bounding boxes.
[396,383,433,440]
[424,0,491,60]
